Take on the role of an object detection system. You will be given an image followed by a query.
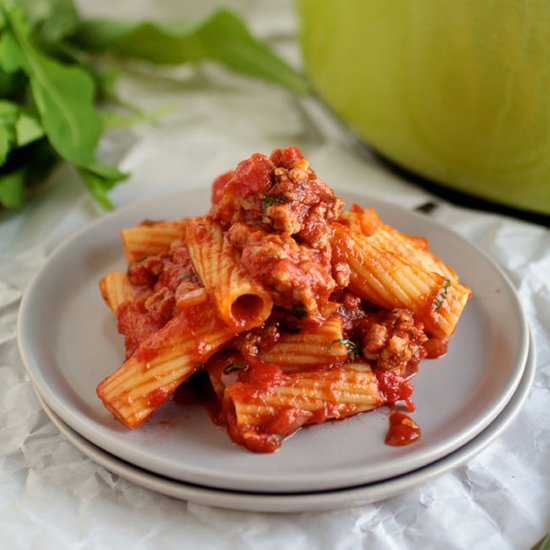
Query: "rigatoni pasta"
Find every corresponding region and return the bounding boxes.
[97,300,236,429]
[99,271,134,314]
[339,205,458,282]
[259,314,349,370]
[223,362,384,453]
[121,219,186,264]
[186,215,273,331]
[97,146,470,452]
[331,223,470,339]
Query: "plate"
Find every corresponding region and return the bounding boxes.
[34,330,535,513]
[17,188,530,493]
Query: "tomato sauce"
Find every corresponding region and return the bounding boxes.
[117,245,202,359]
[376,370,415,411]
[385,412,421,446]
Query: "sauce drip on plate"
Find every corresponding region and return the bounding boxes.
[385,412,421,446]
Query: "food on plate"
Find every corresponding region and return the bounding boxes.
[97,146,471,453]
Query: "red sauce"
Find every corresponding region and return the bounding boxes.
[385,412,421,446]
[269,145,303,168]
[238,357,284,390]
[209,147,343,322]
[117,245,201,359]
[117,300,171,359]
[424,337,449,359]
[211,170,234,204]
[147,387,171,408]
[376,369,415,411]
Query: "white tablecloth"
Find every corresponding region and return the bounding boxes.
[1,1,549,548]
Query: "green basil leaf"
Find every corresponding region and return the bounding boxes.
[0,99,44,147]
[93,64,122,102]
[0,99,19,119]
[261,193,289,214]
[0,124,12,166]
[327,338,359,360]
[15,111,45,146]
[17,138,58,187]
[0,31,24,73]
[531,533,550,550]
[3,6,102,165]
[101,103,174,129]
[196,11,308,94]
[18,0,79,45]
[69,9,309,94]
[433,278,451,311]
[0,101,18,164]
[77,162,128,210]
[0,168,25,209]
[223,363,246,374]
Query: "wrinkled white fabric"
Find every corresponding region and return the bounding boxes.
[0,1,548,549]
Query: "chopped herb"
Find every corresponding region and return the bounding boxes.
[433,278,451,310]
[223,362,246,374]
[290,303,308,319]
[135,255,148,262]
[327,338,359,360]
[261,194,288,214]
[195,363,205,370]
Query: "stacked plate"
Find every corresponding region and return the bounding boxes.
[17,189,533,513]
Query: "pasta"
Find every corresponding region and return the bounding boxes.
[121,220,187,264]
[259,314,349,370]
[97,299,236,429]
[223,362,384,453]
[97,146,471,452]
[331,223,470,339]
[185,216,273,331]
[339,205,458,282]
[99,271,134,314]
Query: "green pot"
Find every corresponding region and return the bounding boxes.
[298,0,550,215]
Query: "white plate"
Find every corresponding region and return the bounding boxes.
[34,330,535,513]
[17,189,530,493]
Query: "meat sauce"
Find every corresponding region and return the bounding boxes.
[118,244,201,359]
[211,146,343,322]
[110,146,457,452]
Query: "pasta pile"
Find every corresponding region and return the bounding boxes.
[97,147,471,452]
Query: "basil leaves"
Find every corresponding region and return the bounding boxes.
[0,1,308,211]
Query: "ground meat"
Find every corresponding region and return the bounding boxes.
[117,291,174,359]
[210,153,274,227]
[234,322,281,358]
[210,147,343,250]
[227,223,335,322]
[265,161,343,249]
[154,245,201,293]
[118,244,202,358]
[359,309,429,374]
[127,256,164,286]
[332,261,351,288]
[208,147,345,323]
